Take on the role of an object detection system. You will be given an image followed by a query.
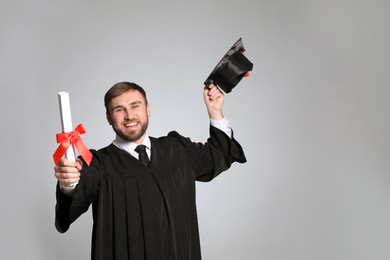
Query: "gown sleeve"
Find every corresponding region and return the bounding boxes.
[55,150,102,233]
[168,125,247,182]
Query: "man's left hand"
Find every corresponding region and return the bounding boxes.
[203,84,224,120]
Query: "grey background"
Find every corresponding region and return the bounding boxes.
[1,0,389,259]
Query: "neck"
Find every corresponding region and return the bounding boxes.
[115,133,149,146]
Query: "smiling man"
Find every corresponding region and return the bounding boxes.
[54,81,246,260]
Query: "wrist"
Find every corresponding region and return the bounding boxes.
[208,110,223,120]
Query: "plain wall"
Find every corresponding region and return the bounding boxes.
[0,0,389,259]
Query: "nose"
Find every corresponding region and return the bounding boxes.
[124,109,133,120]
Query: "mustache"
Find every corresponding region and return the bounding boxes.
[123,118,139,123]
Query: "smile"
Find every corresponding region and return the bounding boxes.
[124,122,139,128]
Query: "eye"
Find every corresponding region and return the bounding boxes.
[114,108,123,113]
[131,104,140,110]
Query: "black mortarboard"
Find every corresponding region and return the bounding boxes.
[204,38,253,93]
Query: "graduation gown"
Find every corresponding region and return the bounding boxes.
[55,126,246,260]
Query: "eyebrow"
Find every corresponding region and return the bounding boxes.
[111,101,142,111]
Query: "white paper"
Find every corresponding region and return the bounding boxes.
[58,91,76,162]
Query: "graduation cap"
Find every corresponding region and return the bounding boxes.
[204,38,253,93]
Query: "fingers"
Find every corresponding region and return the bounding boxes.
[56,158,78,168]
[204,84,224,101]
[54,158,81,186]
[55,171,81,187]
[57,176,80,187]
[203,84,224,120]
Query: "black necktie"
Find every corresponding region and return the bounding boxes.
[135,145,149,167]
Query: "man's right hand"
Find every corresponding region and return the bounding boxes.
[54,158,83,188]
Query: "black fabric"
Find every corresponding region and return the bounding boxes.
[55,126,246,260]
[135,145,149,167]
[204,38,253,93]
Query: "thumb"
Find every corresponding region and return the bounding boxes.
[76,158,83,171]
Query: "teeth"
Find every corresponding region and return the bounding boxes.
[125,122,137,127]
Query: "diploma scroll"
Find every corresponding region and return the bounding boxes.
[53,92,92,169]
[58,91,77,162]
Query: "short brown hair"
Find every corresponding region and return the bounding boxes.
[104,82,148,112]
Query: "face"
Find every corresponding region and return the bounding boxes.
[106,89,150,144]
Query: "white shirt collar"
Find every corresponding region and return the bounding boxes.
[112,134,151,156]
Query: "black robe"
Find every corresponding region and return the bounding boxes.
[55,126,246,260]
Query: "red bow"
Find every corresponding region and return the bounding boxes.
[53,124,93,166]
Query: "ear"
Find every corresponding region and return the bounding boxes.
[147,103,151,118]
[106,111,112,125]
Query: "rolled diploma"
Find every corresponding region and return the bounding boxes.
[58,92,78,188]
[58,91,76,162]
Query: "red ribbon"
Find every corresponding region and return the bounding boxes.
[53,124,93,166]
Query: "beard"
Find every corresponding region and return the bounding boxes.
[112,118,149,143]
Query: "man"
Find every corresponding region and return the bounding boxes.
[54,82,246,260]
